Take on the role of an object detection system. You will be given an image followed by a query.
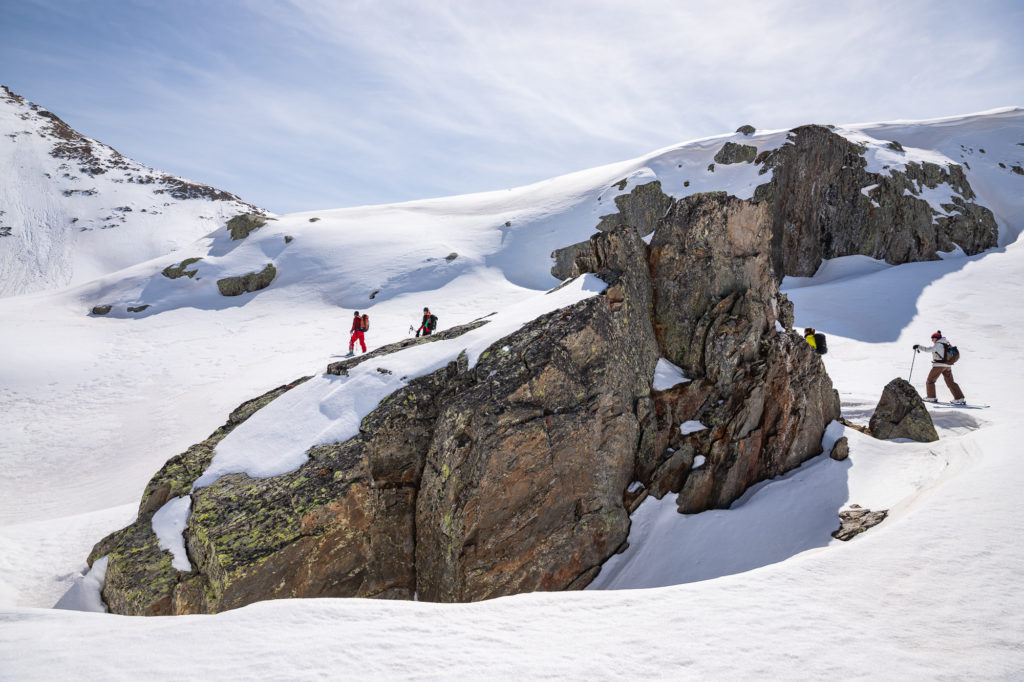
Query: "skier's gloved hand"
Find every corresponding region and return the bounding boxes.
[416,331,420,337]
[913,344,920,350]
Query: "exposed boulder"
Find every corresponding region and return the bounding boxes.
[162,257,202,279]
[91,304,111,316]
[714,142,757,165]
[736,125,756,136]
[832,505,888,541]
[868,378,938,442]
[829,436,850,461]
[226,213,267,240]
[216,263,276,296]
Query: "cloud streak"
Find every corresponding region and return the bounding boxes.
[2,0,1022,213]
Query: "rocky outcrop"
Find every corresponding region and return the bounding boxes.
[90,187,840,614]
[227,213,267,240]
[868,378,938,442]
[714,142,757,165]
[162,257,202,279]
[756,125,998,277]
[216,263,276,296]
[641,192,840,509]
[832,505,888,541]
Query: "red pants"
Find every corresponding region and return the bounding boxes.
[926,366,964,400]
[349,330,366,352]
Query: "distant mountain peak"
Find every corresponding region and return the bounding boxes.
[0,86,265,297]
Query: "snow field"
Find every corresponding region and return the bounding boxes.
[2,108,1024,678]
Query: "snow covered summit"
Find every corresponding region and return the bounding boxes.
[0,86,263,297]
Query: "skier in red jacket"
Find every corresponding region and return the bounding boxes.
[345,311,367,357]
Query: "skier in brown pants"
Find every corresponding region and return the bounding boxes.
[913,330,965,404]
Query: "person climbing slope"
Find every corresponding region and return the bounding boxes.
[345,310,369,357]
[913,330,965,404]
[415,307,438,337]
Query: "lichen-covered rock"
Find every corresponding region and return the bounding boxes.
[714,142,758,164]
[595,180,673,235]
[87,377,311,615]
[162,257,202,279]
[736,125,756,136]
[216,263,276,296]
[868,378,938,442]
[226,213,267,240]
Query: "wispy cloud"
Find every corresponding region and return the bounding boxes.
[3,0,1022,212]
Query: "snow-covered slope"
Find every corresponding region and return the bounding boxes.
[2,107,1024,678]
[0,87,263,297]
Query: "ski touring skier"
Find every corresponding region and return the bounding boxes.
[345,310,369,357]
[415,307,438,337]
[913,330,965,404]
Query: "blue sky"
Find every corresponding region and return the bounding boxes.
[3,0,1022,214]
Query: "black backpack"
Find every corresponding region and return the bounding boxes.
[425,314,437,331]
[813,332,828,355]
[941,341,960,364]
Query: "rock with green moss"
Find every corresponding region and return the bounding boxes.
[226,213,267,240]
[162,257,202,279]
[216,263,277,296]
[714,142,758,164]
[594,180,673,236]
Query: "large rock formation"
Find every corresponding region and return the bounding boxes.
[89,186,842,615]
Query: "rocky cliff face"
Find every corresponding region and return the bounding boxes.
[755,125,998,277]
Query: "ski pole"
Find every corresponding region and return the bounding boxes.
[908,349,916,381]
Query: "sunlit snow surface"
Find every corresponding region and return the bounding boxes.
[2,108,1024,679]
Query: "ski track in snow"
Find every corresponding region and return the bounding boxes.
[2,107,1024,678]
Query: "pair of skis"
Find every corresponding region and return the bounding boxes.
[926,401,989,409]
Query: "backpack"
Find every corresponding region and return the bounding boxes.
[360,314,369,332]
[425,314,437,331]
[941,341,960,364]
[813,332,828,355]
